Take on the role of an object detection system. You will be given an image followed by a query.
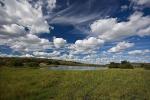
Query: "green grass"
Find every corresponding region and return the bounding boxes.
[0,67,150,100]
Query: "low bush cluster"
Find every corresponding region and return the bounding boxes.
[0,57,40,67]
[108,60,133,69]
[141,64,150,70]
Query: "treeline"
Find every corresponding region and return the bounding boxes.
[0,57,149,69]
[140,63,150,70]
[108,60,150,69]
[0,57,101,67]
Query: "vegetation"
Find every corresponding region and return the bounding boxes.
[24,62,40,68]
[0,67,150,100]
[0,57,149,69]
[0,57,149,99]
[108,60,134,69]
[0,57,103,67]
[141,63,150,70]
[120,61,133,69]
[108,62,119,68]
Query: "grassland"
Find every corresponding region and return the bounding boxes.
[0,67,150,100]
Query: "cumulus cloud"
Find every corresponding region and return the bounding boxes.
[70,37,104,52]
[90,12,150,41]
[33,51,60,58]
[0,24,26,35]
[128,49,150,55]
[108,41,134,53]
[52,53,77,61]
[21,54,34,57]
[0,0,149,64]
[0,0,55,56]
[0,34,52,52]
[0,0,50,35]
[53,37,67,48]
[137,27,150,36]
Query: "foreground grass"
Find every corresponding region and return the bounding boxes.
[0,67,150,100]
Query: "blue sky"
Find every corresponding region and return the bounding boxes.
[0,0,150,64]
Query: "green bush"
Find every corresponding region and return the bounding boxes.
[108,61,134,69]
[6,59,23,67]
[12,61,23,67]
[0,61,6,67]
[25,62,39,67]
[142,64,150,70]
[120,61,133,69]
[108,62,119,68]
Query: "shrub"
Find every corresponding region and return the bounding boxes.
[142,64,150,70]
[108,61,134,69]
[12,61,23,67]
[53,61,60,65]
[7,59,23,67]
[48,60,53,64]
[108,62,119,68]
[140,64,145,68]
[25,62,39,67]
[120,61,133,69]
[0,61,6,67]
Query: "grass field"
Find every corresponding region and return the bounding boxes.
[0,67,150,100]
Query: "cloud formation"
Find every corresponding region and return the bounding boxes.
[130,0,150,5]
[33,51,60,58]
[108,41,134,53]
[7,34,52,52]
[91,12,150,41]
[71,37,104,52]
[0,0,50,35]
[0,0,150,64]
[53,37,67,48]
[128,49,150,55]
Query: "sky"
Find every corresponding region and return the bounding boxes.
[0,0,150,64]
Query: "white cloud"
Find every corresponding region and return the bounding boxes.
[0,24,26,35]
[20,34,50,44]
[33,51,60,58]
[90,12,150,41]
[130,0,150,5]
[53,37,67,48]
[3,34,52,52]
[128,49,150,55]
[137,27,150,36]
[47,0,57,10]
[0,0,150,65]
[0,0,53,54]
[90,18,117,36]
[108,41,134,53]
[0,0,50,35]
[54,53,77,61]
[29,0,56,11]
[71,37,104,52]
[21,54,34,57]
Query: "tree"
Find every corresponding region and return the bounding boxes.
[9,59,23,67]
[142,64,150,70]
[120,60,133,69]
[108,62,119,68]
[25,62,39,67]
[0,61,6,67]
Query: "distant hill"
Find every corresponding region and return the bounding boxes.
[0,57,104,67]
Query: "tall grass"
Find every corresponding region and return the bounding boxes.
[0,67,150,100]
